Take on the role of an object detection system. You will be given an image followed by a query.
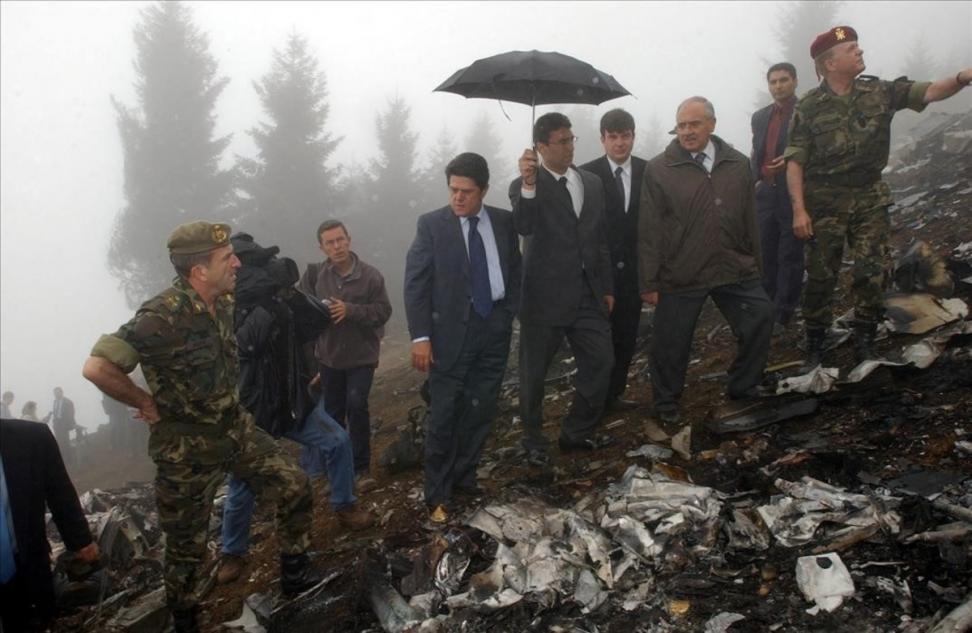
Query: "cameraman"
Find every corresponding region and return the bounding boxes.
[216,234,374,586]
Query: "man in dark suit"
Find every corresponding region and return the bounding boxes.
[1,418,98,631]
[751,62,803,331]
[405,152,521,523]
[510,112,616,465]
[580,109,648,412]
[46,387,78,468]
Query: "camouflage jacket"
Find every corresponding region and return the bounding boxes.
[784,75,930,185]
[91,277,245,464]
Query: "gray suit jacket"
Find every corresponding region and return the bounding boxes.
[509,166,612,326]
[403,205,521,372]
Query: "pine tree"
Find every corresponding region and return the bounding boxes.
[776,1,842,95]
[359,96,422,329]
[109,1,235,305]
[420,126,459,209]
[237,32,340,263]
[464,112,508,206]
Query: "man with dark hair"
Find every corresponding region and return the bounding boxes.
[298,220,391,491]
[216,232,373,586]
[82,221,320,632]
[404,152,521,522]
[511,112,616,466]
[751,62,803,332]
[639,97,774,424]
[46,387,77,468]
[786,26,971,368]
[580,108,647,411]
[1,418,99,632]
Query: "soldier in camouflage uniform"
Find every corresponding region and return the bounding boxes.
[82,221,321,633]
[785,25,971,368]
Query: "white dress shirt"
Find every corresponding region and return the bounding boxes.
[607,156,632,211]
[520,164,585,216]
[460,206,505,301]
[692,139,716,173]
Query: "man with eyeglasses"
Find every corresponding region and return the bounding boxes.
[580,109,648,413]
[638,97,774,425]
[509,112,616,467]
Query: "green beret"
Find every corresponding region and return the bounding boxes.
[167,221,232,255]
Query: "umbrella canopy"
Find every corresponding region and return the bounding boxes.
[435,50,630,109]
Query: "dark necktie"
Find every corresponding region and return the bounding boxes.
[694,151,707,170]
[467,215,492,318]
[614,166,625,207]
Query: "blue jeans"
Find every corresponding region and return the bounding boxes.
[221,398,356,556]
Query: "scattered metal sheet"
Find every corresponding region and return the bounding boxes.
[706,398,818,434]
[626,444,674,460]
[757,477,901,548]
[703,611,746,632]
[884,294,968,334]
[777,367,839,395]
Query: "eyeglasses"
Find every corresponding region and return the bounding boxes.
[545,135,577,147]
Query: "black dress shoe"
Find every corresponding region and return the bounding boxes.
[558,434,617,452]
[655,408,680,424]
[605,397,639,412]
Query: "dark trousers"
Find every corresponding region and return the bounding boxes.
[757,182,805,324]
[319,364,376,474]
[607,278,643,401]
[650,279,773,412]
[0,570,54,632]
[424,307,513,506]
[519,291,613,451]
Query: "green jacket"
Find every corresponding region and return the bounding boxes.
[784,75,930,185]
[638,135,762,295]
[91,277,246,464]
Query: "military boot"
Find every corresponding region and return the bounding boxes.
[281,553,325,597]
[800,328,827,373]
[171,606,200,633]
[852,321,879,363]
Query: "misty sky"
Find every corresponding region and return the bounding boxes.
[1,1,970,426]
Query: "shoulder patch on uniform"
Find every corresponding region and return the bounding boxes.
[133,314,168,340]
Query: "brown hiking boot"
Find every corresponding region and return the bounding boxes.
[335,504,375,531]
[216,554,245,585]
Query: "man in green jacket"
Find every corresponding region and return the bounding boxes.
[638,97,774,424]
[786,25,971,368]
[82,221,320,633]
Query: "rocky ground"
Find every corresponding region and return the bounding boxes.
[51,111,971,633]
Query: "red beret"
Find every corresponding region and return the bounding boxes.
[810,26,857,59]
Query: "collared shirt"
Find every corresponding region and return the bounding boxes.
[460,206,505,301]
[0,453,17,583]
[607,156,633,211]
[761,96,796,182]
[692,139,716,173]
[520,164,585,216]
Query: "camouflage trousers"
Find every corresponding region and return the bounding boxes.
[802,181,892,330]
[154,417,312,611]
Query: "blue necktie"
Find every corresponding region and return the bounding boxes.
[0,455,17,583]
[468,216,492,318]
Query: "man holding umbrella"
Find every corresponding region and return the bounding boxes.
[510,112,616,466]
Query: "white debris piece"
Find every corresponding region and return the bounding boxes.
[795,553,855,613]
[757,477,901,547]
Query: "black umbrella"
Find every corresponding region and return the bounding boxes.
[434,50,631,125]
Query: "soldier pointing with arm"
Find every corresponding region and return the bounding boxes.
[785,25,971,370]
[82,221,321,633]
